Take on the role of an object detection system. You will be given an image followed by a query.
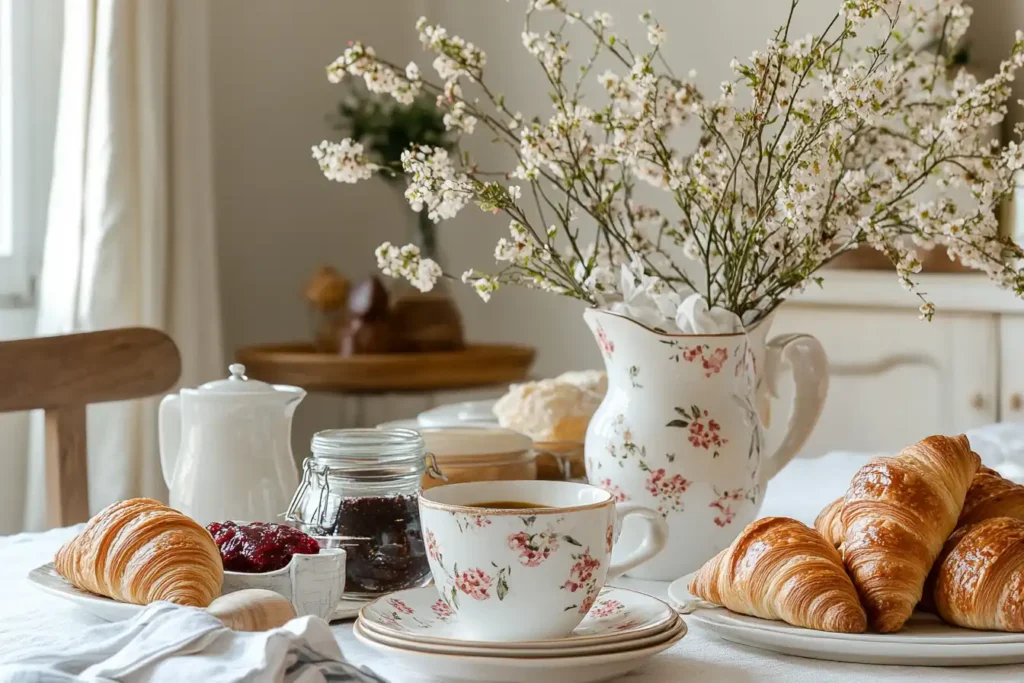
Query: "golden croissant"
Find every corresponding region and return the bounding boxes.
[841,434,979,632]
[957,466,1024,528]
[933,517,1024,631]
[688,517,867,633]
[814,497,844,549]
[55,498,223,607]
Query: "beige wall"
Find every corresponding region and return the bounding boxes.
[208,1,1023,456]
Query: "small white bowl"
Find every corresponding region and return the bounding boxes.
[220,548,346,620]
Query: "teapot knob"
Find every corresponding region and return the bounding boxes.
[229,363,248,381]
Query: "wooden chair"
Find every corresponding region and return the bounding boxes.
[0,328,181,527]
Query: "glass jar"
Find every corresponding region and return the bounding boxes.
[284,428,442,597]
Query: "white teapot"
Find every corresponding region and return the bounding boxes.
[159,364,306,526]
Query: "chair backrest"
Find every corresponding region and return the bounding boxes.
[0,328,181,527]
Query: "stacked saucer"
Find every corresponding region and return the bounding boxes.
[354,585,686,683]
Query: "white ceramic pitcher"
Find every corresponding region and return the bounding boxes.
[159,364,305,526]
[583,308,828,580]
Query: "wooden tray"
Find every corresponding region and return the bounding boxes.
[235,343,535,394]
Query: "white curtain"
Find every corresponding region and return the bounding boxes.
[23,0,224,531]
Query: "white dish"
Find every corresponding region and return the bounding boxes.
[356,615,685,658]
[331,595,372,621]
[29,563,141,621]
[221,548,345,620]
[352,617,686,683]
[30,559,350,624]
[417,400,499,428]
[668,573,1024,666]
[359,585,676,649]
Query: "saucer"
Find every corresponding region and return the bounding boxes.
[355,615,685,658]
[353,618,686,683]
[358,585,677,649]
[331,595,372,621]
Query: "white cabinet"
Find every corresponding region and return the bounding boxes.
[763,271,1022,457]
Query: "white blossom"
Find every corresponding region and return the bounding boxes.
[402,145,473,222]
[311,139,376,183]
[375,242,442,292]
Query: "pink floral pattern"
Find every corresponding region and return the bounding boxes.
[562,547,602,614]
[426,530,442,563]
[455,567,493,601]
[667,405,728,457]
[710,488,751,527]
[507,530,560,567]
[451,513,493,533]
[388,598,414,615]
[596,325,615,358]
[679,345,729,377]
[597,478,627,503]
[431,599,455,621]
[616,619,643,631]
[590,598,624,618]
[605,414,647,466]
[641,466,691,515]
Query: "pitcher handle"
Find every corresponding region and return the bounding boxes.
[760,334,829,481]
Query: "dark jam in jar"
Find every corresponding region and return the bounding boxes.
[286,428,437,596]
[327,494,429,593]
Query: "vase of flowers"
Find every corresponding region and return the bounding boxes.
[312,0,1024,572]
[583,308,827,579]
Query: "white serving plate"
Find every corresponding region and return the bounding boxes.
[356,615,685,658]
[358,585,677,649]
[668,573,1024,666]
[352,618,686,683]
[29,563,141,621]
[30,557,351,623]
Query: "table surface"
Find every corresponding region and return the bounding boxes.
[4,451,1024,682]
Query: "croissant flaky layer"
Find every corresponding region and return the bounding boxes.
[814,497,844,548]
[934,517,1024,631]
[841,434,980,633]
[689,517,867,633]
[958,467,1024,528]
[55,498,223,607]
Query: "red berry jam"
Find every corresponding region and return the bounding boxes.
[207,521,320,573]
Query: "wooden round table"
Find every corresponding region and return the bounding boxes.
[234,342,536,425]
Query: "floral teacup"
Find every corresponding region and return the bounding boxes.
[418,480,668,641]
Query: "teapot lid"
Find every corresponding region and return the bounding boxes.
[198,364,277,394]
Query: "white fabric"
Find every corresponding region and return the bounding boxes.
[22,0,224,530]
[6,435,1024,682]
[0,603,385,683]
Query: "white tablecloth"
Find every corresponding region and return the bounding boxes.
[3,449,1024,682]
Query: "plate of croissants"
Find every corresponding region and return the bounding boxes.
[668,434,1024,666]
[28,497,344,624]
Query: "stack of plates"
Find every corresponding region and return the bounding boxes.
[354,585,686,683]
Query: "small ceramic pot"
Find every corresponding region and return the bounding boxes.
[221,548,346,620]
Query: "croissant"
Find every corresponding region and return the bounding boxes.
[957,466,1024,528]
[814,497,844,548]
[688,517,867,633]
[841,434,979,632]
[55,498,223,607]
[933,517,1024,631]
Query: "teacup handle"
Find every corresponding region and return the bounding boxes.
[607,503,670,579]
[760,333,829,482]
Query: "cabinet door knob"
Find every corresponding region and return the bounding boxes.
[1012,393,1023,412]
[971,394,985,410]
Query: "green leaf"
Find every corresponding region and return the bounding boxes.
[563,535,583,547]
[666,419,689,428]
[674,406,688,415]
[497,569,509,601]
[565,604,577,611]
[451,585,459,610]
[691,405,702,418]
[521,515,537,527]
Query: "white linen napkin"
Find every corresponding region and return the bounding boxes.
[0,602,387,683]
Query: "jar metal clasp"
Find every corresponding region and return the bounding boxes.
[425,452,448,482]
